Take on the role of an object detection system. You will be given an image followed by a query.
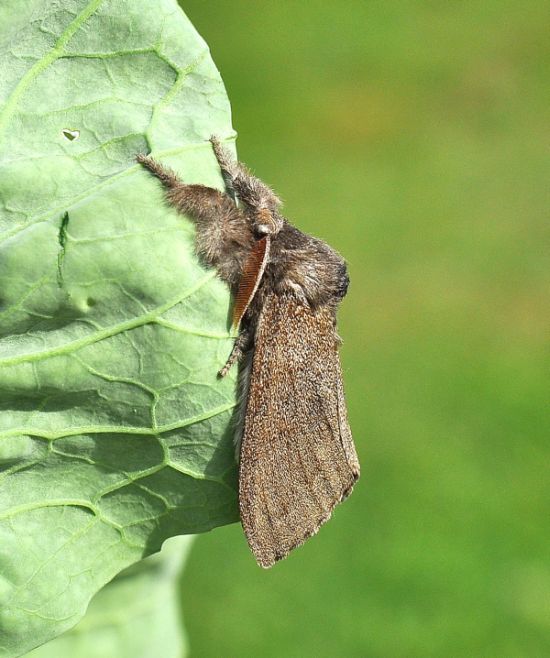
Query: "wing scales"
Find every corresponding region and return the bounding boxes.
[239,293,359,567]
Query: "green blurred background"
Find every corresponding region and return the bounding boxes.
[179,2,549,656]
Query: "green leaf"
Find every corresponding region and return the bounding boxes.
[0,1,239,655]
[26,536,193,658]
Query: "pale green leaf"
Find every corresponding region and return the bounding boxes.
[27,536,193,658]
[0,1,239,655]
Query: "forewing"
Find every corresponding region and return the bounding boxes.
[239,293,359,568]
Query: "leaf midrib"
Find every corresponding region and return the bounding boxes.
[0,401,237,440]
[0,270,222,368]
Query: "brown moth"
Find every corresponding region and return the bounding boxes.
[137,137,360,568]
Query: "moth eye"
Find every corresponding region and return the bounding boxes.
[254,209,283,237]
[62,129,80,141]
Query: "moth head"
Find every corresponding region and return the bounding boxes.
[254,207,284,237]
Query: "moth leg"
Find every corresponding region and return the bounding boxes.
[137,153,254,285]
[218,328,251,378]
[210,136,283,236]
[136,154,181,189]
[137,154,235,224]
[207,137,239,201]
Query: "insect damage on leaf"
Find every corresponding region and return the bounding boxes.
[62,129,80,141]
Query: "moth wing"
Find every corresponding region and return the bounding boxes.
[239,293,360,568]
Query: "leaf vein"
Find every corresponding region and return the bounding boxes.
[0,270,217,367]
[0,0,106,140]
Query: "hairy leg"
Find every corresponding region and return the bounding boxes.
[137,153,252,284]
[218,327,252,377]
[136,154,181,189]
[209,136,282,214]
[137,154,235,223]
[137,152,257,375]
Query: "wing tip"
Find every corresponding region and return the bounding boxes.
[252,508,332,569]
[248,474,359,569]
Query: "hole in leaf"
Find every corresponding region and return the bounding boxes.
[62,129,80,141]
[86,297,96,307]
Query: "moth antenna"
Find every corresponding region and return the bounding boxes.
[233,236,270,328]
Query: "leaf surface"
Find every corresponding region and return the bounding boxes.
[27,537,193,658]
[0,1,239,655]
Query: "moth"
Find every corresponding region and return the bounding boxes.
[137,137,360,568]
